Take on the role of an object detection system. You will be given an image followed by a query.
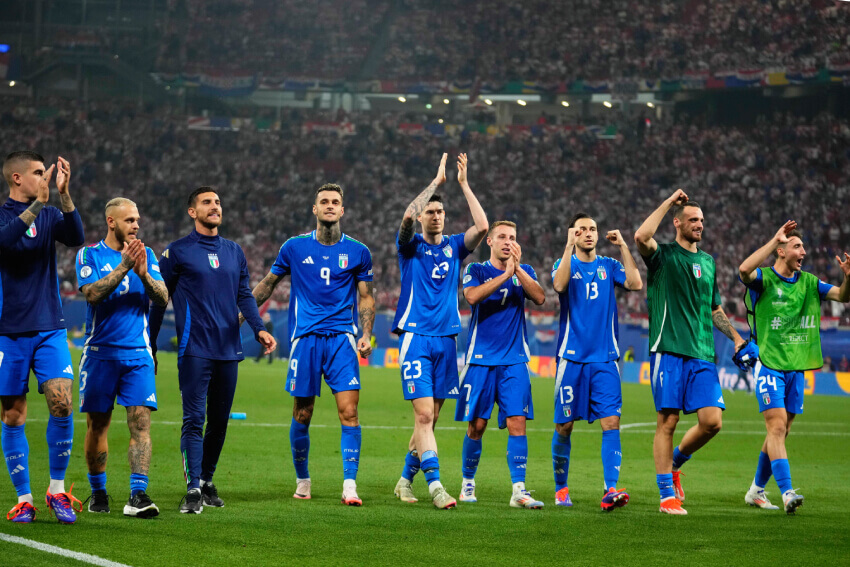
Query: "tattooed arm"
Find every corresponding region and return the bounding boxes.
[141,274,168,307]
[130,243,168,306]
[356,280,375,358]
[81,253,135,306]
[399,153,448,247]
[712,306,746,352]
[239,271,284,325]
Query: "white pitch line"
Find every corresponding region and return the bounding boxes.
[0,533,132,567]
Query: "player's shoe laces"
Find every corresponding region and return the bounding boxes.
[659,497,687,515]
[124,491,160,518]
[672,471,686,501]
[744,486,779,510]
[431,486,457,510]
[555,487,573,507]
[393,478,417,503]
[179,488,203,514]
[510,489,544,509]
[201,482,224,507]
[294,478,312,500]
[7,502,37,523]
[459,480,477,503]
[46,485,83,524]
[83,491,111,513]
[600,488,630,512]
[782,489,804,515]
[341,483,362,506]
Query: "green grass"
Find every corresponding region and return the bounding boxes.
[1,350,849,566]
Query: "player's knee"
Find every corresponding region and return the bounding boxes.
[48,400,73,418]
[702,418,722,436]
[293,405,314,424]
[338,405,358,425]
[555,422,573,437]
[415,408,435,427]
[127,409,151,439]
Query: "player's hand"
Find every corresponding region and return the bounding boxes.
[457,153,468,186]
[508,241,522,263]
[504,252,517,276]
[433,153,448,186]
[732,340,759,371]
[566,226,580,249]
[120,241,137,270]
[836,252,850,278]
[38,164,54,204]
[131,240,148,277]
[55,157,71,195]
[357,336,372,359]
[773,220,797,245]
[606,229,625,246]
[258,330,277,355]
[667,188,688,206]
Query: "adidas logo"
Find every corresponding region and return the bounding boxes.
[302,257,314,264]
[615,465,621,471]
[57,450,71,458]
[63,365,73,375]
[10,465,24,475]
[348,377,359,386]
[523,405,529,413]
[146,393,157,403]
[572,272,582,280]
[718,396,725,404]
[448,388,459,395]
[101,263,113,272]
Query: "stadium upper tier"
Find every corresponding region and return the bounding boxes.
[147,0,850,83]
[2,97,848,320]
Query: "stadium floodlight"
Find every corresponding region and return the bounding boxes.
[561,101,570,107]
[443,98,450,104]
[426,103,432,109]
[517,100,527,106]
[603,101,612,108]
[647,102,655,108]
[484,99,493,105]
[398,96,407,103]
[438,118,444,124]
[8,81,15,87]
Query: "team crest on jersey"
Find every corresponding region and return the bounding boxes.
[564,407,571,418]
[80,266,92,279]
[512,275,519,286]
[406,382,415,394]
[597,267,607,280]
[339,254,349,269]
[208,254,220,269]
[692,263,702,278]
[25,223,37,238]
[762,394,770,405]
[442,245,453,258]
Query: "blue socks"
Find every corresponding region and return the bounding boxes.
[420,450,441,485]
[462,435,482,479]
[601,429,622,491]
[341,425,361,481]
[754,451,772,488]
[130,473,148,496]
[672,446,691,470]
[88,472,107,494]
[2,423,31,497]
[506,435,528,484]
[657,473,675,500]
[290,418,310,479]
[46,415,73,481]
[771,458,793,494]
[402,450,420,482]
[551,431,571,491]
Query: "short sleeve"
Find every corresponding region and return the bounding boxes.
[462,263,482,289]
[147,247,164,282]
[522,264,539,282]
[611,258,627,288]
[397,231,418,257]
[75,247,99,290]
[357,246,374,282]
[451,233,471,262]
[642,243,666,272]
[741,267,764,292]
[550,258,562,281]
[712,269,723,309]
[817,279,834,300]
[271,242,291,277]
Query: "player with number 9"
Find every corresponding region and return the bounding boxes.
[550,213,642,510]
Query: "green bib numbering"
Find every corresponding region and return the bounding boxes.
[746,269,823,371]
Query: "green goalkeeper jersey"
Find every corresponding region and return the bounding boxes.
[644,242,722,361]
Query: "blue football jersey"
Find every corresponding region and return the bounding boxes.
[393,232,470,336]
[552,255,626,363]
[76,241,163,360]
[271,231,373,342]
[463,261,535,366]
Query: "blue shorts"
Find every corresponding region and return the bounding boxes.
[79,353,157,413]
[649,352,724,414]
[753,362,805,414]
[0,330,74,396]
[398,332,459,400]
[286,333,360,397]
[553,358,622,424]
[454,363,534,427]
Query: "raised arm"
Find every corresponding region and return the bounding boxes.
[825,252,850,303]
[634,188,689,257]
[80,241,137,305]
[739,220,797,284]
[356,280,375,358]
[712,305,746,352]
[53,156,84,247]
[552,226,579,294]
[607,230,642,291]
[458,153,488,252]
[399,153,447,247]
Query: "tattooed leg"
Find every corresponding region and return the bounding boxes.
[43,378,73,418]
[127,406,152,475]
[85,411,112,474]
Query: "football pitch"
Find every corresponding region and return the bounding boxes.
[1,350,849,567]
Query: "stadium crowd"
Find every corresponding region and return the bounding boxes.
[148,0,850,83]
[2,96,849,321]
